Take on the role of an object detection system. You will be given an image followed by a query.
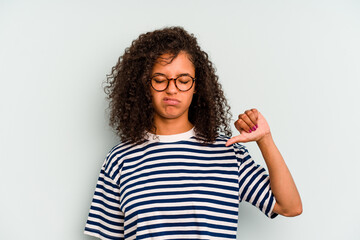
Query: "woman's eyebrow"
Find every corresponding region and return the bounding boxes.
[152,72,192,77]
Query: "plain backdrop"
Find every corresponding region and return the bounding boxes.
[1,0,359,239]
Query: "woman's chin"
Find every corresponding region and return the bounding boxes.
[159,111,184,119]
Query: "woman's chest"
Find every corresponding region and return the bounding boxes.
[118,152,239,215]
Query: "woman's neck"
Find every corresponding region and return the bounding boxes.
[150,119,194,135]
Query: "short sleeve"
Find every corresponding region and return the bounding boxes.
[84,159,125,239]
[234,143,278,219]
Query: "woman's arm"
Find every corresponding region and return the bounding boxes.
[256,133,302,217]
[226,108,302,217]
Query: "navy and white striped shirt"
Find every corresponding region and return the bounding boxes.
[84,127,277,240]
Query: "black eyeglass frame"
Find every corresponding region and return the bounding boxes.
[148,74,196,92]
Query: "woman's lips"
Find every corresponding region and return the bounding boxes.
[163,97,180,105]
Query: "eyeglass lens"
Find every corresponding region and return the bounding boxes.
[151,75,193,91]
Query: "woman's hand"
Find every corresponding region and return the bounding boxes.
[225,108,271,146]
[226,108,303,216]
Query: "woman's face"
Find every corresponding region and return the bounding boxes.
[150,51,196,124]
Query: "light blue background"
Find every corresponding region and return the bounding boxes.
[1,0,359,239]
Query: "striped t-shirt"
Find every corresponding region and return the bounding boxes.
[84,127,277,240]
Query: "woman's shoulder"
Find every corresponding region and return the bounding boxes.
[102,140,142,175]
[216,133,230,141]
[216,133,248,152]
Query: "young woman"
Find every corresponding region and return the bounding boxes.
[84,26,302,240]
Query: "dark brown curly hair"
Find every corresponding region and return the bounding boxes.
[104,26,233,145]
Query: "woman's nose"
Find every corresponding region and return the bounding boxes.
[166,79,178,93]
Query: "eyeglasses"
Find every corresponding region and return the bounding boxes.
[149,74,196,92]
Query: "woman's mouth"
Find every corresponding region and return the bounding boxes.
[163,97,180,105]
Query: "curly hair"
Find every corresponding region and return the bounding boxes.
[104,26,233,145]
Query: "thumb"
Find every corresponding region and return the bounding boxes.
[225,135,247,147]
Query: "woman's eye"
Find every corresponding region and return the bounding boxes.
[179,81,189,84]
[154,79,165,83]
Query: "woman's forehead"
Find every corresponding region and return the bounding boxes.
[154,52,193,67]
